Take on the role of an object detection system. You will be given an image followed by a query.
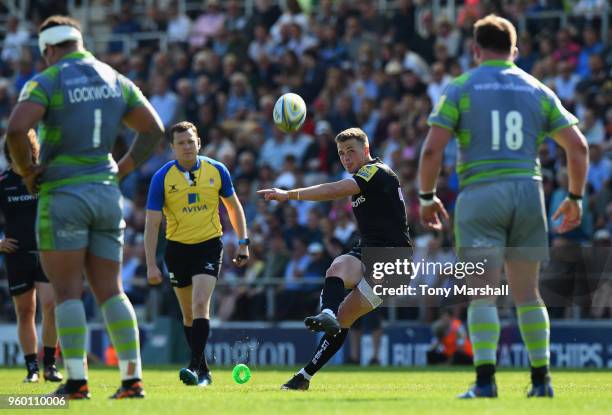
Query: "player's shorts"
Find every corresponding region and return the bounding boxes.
[164,237,223,288]
[37,184,125,262]
[454,180,549,263]
[5,252,49,296]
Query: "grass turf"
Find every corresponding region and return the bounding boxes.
[0,366,610,414]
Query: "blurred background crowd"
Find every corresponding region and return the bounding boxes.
[0,0,610,324]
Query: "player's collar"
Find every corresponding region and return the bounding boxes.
[481,60,515,68]
[58,50,94,63]
[175,157,201,172]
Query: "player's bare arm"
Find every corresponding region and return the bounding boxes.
[418,125,452,230]
[550,125,589,233]
[117,103,165,179]
[257,179,360,202]
[144,209,163,285]
[221,193,250,267]
[6,102,46,193]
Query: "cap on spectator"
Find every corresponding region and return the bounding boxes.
[315,120,332,135]
[308,242,324,254]
[594,229,611,241]
[385,60,403,76]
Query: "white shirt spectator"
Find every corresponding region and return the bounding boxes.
[427,75,451,108]
[167,13,191,43]
[554,73,581,103]
[403,51,430,82]
[2,23,30,63]
[150,91,178,128]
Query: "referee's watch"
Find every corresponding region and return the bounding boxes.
[567,192,583,203]
[238,238,250,246]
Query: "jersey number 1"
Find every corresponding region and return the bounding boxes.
[92,108,102,148]
[491,110,523,151]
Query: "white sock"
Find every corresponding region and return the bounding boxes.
[298,368,312,380]
[119,358,142,381]
[65,358,88,380]
[321,308,336,319]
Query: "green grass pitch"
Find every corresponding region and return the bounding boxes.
[1,366,610,414]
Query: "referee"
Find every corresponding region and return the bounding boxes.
[145,121,249,387]
[1,132,62,383]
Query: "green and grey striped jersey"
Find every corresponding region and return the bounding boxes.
[427,60,578,188]
[17,50,146,193]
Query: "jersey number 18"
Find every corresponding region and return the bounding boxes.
[491,110,523,151]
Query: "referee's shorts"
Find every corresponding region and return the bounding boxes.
[164,237,223,288]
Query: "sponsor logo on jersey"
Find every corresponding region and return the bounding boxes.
[352,195,366,208]
[168,184,178,193]
[184,193,207,213]
[187,193,201,204]
[356,165,378,182]
[67,85,121,103]
[18,81,38,102]
[8,194,37,202]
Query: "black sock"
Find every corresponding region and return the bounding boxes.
[24,354,38,373]
[66,379,87,390]
[183,325,192,350]
[121,378,142,389]
[190,318,210,373]
[304,329,349,376]
[321,277,345,316]
[43,346,56,367]
[531,365,549,386]
[476,363,496,387]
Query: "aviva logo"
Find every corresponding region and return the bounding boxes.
[188,193,201,204]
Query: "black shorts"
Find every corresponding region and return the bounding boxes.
[164,238,223,288]
[5,252,48,297]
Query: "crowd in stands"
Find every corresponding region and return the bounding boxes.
[0,0,610,322]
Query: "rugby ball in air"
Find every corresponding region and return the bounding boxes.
[273,93,307,133]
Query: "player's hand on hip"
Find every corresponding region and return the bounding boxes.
[20,165,46,195]
[257,188,289,202]
[0,238,19,253]
[419,197,449,231]
[147,265,163,285]
[233,245,249,267]
[552,197,583,233]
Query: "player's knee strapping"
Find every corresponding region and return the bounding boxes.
[55,299,87,379]
[101,293,142,380]
[517,300,550,368]
[467,299,500,366]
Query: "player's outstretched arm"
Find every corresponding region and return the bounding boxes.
[144,209,163,285]
[117,103,165,179]
[257,179,360,202]
[551,125,589,233]
[221,193,250,267]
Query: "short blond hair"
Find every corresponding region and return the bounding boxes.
[335,128,369,147]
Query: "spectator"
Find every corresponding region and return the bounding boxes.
[190,0,226,50]
[576,26,604,78]
[149,75,179,128]
[166,2,191,44]
[1,16,30,64]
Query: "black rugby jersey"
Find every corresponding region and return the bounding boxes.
[351,158,411,247]
[0,169,37,252]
